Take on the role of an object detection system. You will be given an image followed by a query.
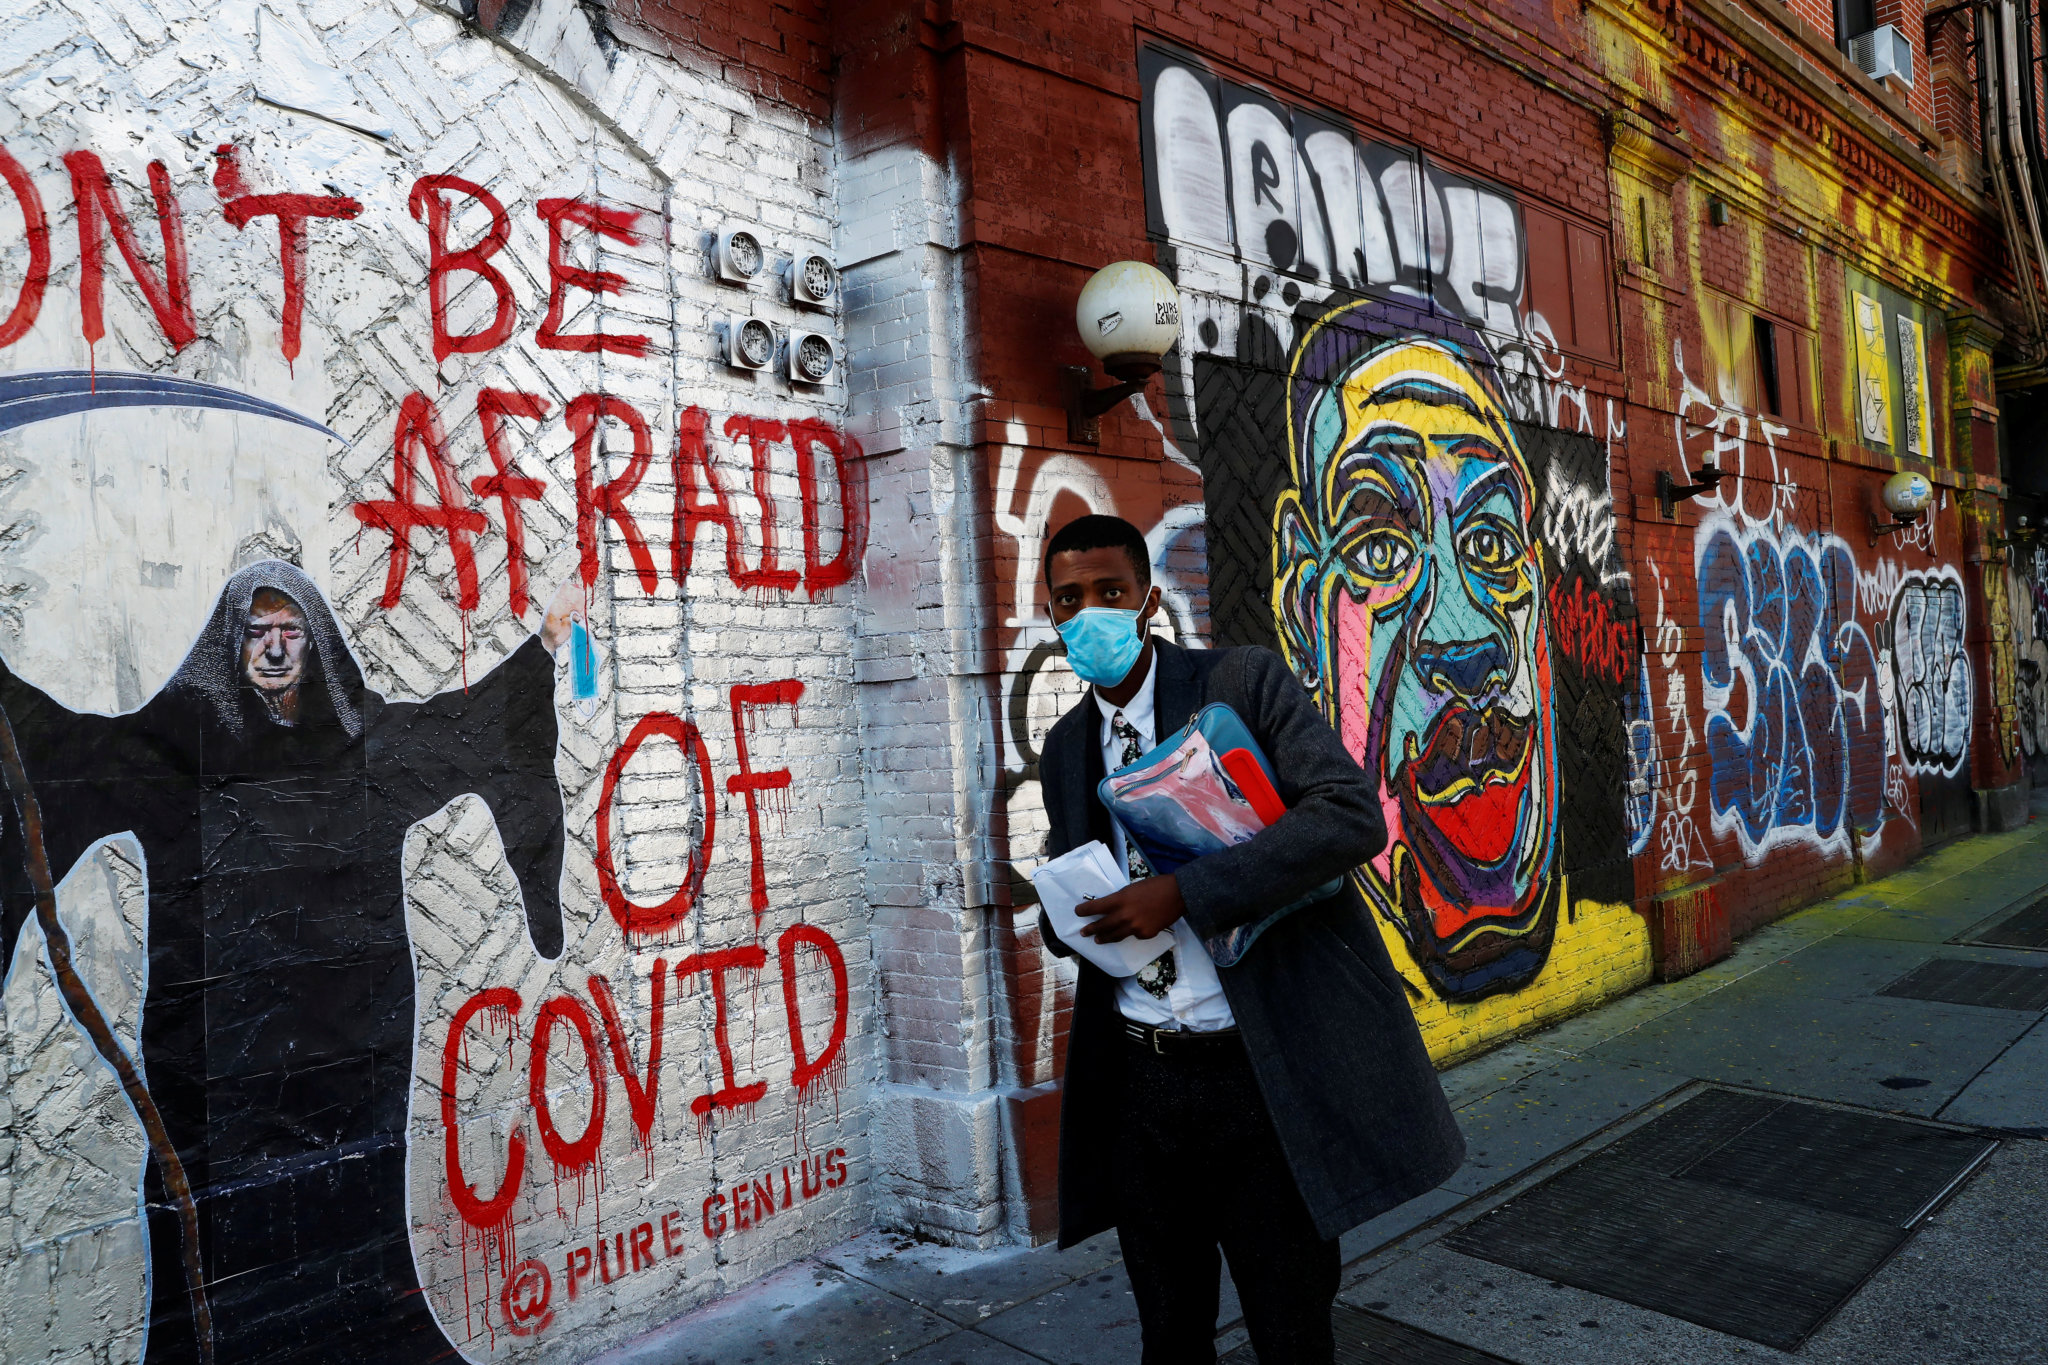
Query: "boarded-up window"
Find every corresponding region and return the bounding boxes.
[1523,204,1616,363]
[1759,316,1818,429]
[1700,291,1816,431]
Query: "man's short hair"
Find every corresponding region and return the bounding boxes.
[1043,514,1151,587]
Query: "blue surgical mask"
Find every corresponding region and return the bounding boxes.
[1057,607,1147,687]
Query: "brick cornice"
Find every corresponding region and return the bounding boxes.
[1589,0,2003,281]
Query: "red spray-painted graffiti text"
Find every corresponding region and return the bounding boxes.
[493,1150,850,1338]
[442,944,849,1233]
[1547,575,1635,685]
[353,391,868,615]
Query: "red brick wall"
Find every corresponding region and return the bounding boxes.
[805,13,2017,1213]
[1875,0,1937,123]
[1785,0,1835,41]
[610,0,833,118]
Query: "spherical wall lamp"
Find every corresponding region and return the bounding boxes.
[1870,469,1934,547]
[1063,261,1183,444]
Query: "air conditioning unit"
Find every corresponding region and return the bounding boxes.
[789,329,839,385]
[1849,25,1913,88]
[725,316,776,372]
[789,248,838,309]
[715,224,767,285]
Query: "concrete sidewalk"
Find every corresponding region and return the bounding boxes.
[596,818,2048,1365]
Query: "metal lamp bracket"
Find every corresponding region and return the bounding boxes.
[1869,510,1929,549]
[1656,462,1727,519]
[1063,366,1149,445]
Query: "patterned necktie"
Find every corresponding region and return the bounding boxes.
[1112,710,1176,1000]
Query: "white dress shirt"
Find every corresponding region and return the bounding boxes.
[1093,651,1237,1032]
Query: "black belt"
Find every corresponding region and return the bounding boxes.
[1122,1019,1241,1054]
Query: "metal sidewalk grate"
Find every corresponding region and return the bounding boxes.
[1879,957,2048,1012]
[1443,1088,1996,1351]
[1219,1304,1521,1364]
[1958,896,2048,951]
[1670,1098,1997,1226]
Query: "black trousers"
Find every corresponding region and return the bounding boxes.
[1112,1029,1339,1364]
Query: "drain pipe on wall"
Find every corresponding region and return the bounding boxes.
[1984,0,2048,374]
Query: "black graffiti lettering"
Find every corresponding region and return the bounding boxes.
[1250,140,1282,210]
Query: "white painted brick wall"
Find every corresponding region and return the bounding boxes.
[836,128,1019,1246]
[0,0,887,1358]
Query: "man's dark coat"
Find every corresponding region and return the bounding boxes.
[1037,638,1464,1247]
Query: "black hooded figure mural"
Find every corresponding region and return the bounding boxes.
[0,557,572,1363]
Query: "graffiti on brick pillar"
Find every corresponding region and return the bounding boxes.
[2022,547,2048,757]
[1887,570,1971,778]
[0,0,873,1359]
[1992,548,2048,761]
[985,416,1211,1097]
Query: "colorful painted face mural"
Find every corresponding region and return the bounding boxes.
[1126,46,1650,1062]
[1272,318,1561,1000]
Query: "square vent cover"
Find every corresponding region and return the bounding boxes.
[1447,1088,1995,1350]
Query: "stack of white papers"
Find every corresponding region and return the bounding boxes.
[1028,841,1173,978]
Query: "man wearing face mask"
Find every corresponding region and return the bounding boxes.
[1033,514,1463,1365]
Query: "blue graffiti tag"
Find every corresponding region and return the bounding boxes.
[1696,514,1887,856]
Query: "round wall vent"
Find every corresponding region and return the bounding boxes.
[736,318,775,367]
[727,230,763,278]
[796,333,836,382]
[798,253,836,304]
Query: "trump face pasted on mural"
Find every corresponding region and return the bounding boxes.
[0,552,571,1362]
[1271,305,1561,1001]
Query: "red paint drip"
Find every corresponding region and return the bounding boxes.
[442,993,523,1348]
[791,1047,850,1156]
[780,923,851,1150]
[728,680,804,928]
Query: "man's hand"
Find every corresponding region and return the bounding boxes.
[538,582,583,656]
[1078,874,1185,943]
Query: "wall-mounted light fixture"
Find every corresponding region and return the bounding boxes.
[1988,512,2033,559]
[1656,461,1728,518]
[1707,197,1730,227]
[1063,261,1182,444]
[1870,469,1934,546]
